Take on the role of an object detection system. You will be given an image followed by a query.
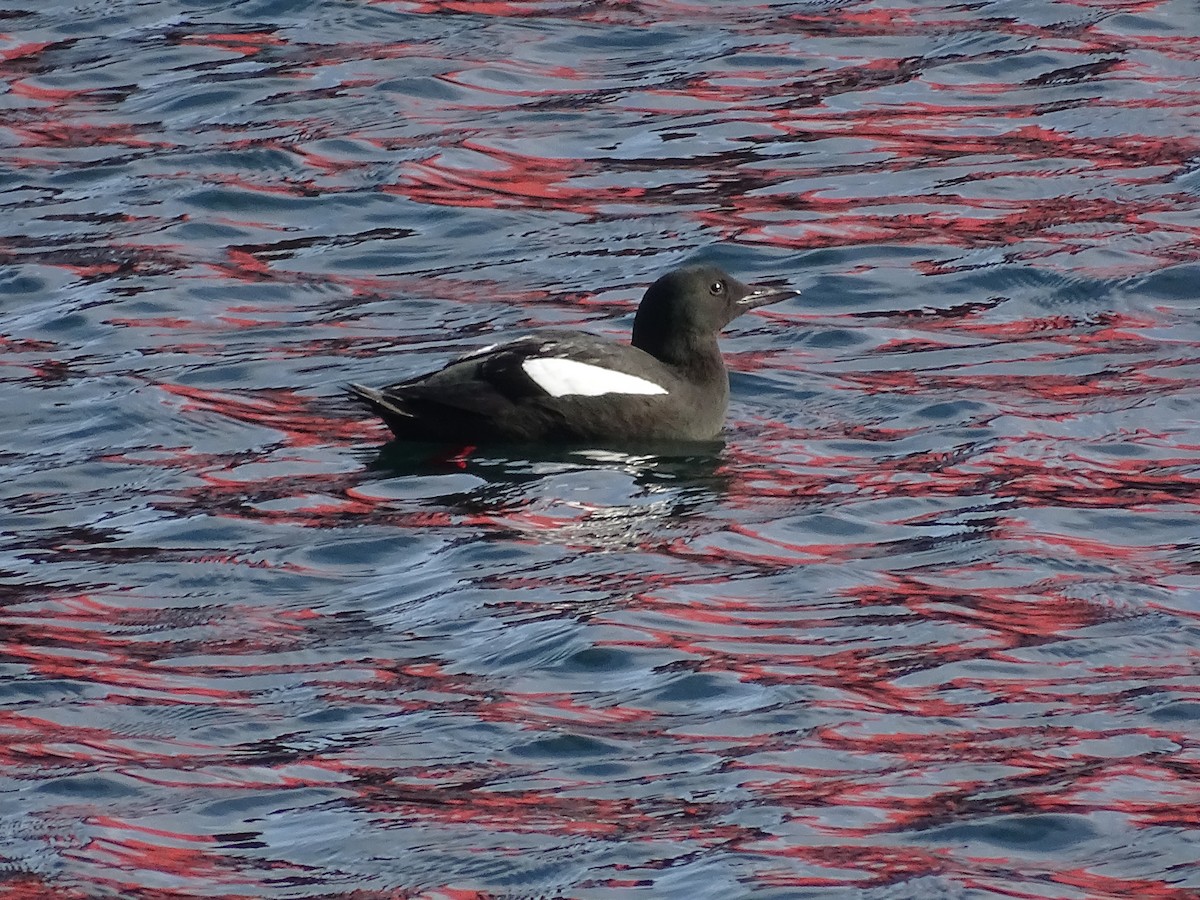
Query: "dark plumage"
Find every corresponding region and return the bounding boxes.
[347,264,798,444]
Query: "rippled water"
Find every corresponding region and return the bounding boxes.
[3,1,1199,897]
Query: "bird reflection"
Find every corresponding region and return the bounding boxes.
[365,439,730,550]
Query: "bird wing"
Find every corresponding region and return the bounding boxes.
[352,331,677,431]
[355,333,565,421]
[409,331,661,393]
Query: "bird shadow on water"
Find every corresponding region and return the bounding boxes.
[361,438,732,550]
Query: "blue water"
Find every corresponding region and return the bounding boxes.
[2,1,1199,897]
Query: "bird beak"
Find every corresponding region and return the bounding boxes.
[737,283,800,310]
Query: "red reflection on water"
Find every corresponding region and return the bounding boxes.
[387,140,639,216]
[1045,870,1200,900]
[9,80,83,102]
[2,0,1198,897]
[158,383,370,448]
[0,876,96,900]
[0,39,54,64]
[9,121,176,151]
[176,30,286,57]
[377,0,617,17]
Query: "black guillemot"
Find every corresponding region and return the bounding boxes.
[347,264,798,444]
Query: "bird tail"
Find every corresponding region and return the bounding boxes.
[345,383,414,421]
[346,382,383,408]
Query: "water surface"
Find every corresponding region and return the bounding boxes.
[2,0,1199,897]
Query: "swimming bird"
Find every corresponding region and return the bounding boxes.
[348,264,797,444]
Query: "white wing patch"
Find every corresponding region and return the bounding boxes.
[521,357,669,398]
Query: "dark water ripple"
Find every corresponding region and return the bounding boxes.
[2,0,1199,897]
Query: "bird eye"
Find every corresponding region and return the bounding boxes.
[709,280,724,295]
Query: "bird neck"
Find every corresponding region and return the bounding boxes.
[633,330,727,384]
